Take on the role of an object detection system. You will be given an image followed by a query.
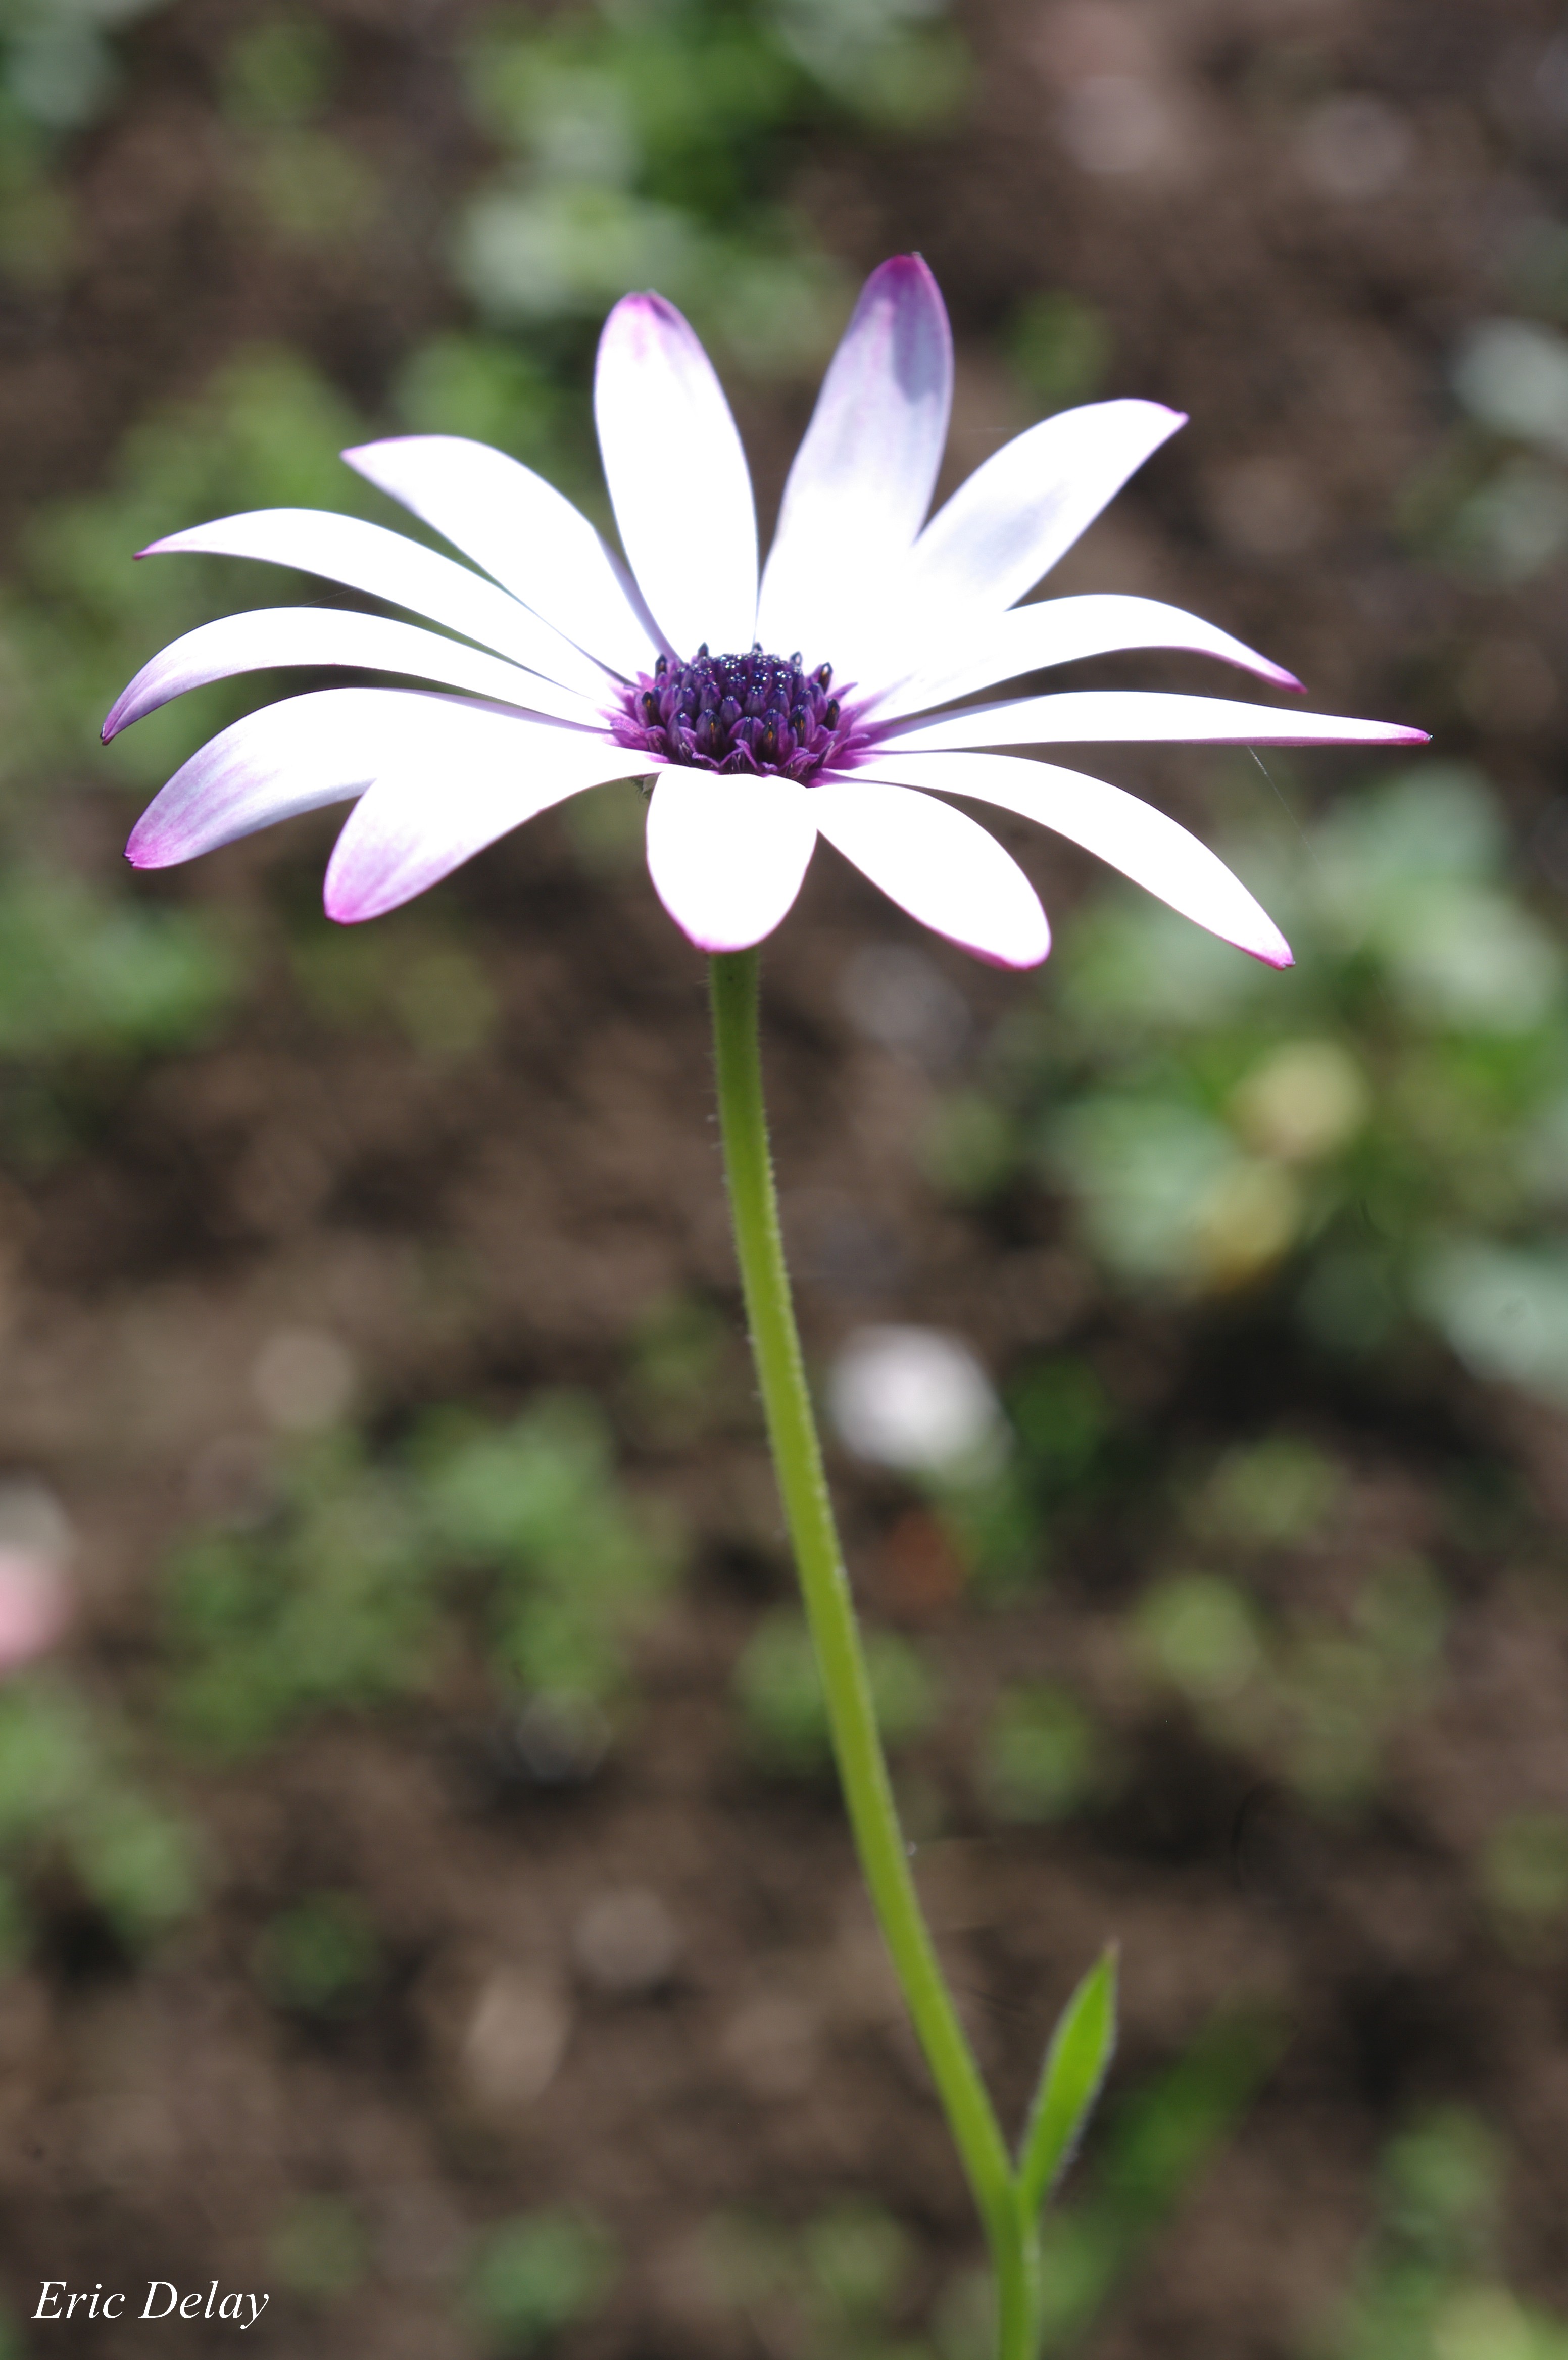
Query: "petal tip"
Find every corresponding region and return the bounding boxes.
[874,251,938,290]
[322,877,374,926]
[967,907,1053,970]
[973,933,1052,971]
[338,435,423,474]
[608,288,680,333]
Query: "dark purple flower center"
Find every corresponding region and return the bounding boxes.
[611,644,859,781]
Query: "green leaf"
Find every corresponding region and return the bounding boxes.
[1017,1946,1118,2219]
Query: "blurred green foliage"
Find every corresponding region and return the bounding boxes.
[622,1287,738,1444]
[703,2201,922,2360]
[220,15,339,129]
[289,925,499,1062]
[734,1604,936,1775]
[1480,1810,1568,1957]
[1314,2109,1568,2360]
[391,333,579,481]
[163,1394,677,1759]
[164,1437,434,1754]
[465,2211,618,2354]
[911,1352,1122,1601]
[0,867,233,1062]
[979,1681,1108,1823]
[934,766,1568,1413]
[1005,291,1112,414]
[1193,1432,1340,1547]
[0,0,166,136]
[0,1677,199,1957]
[455,0,967,380]
[252,1890,381,2020]
[267,2193,370,2303]
[4,347,375,796]
[1128,1429,1444,1807]
[218,14,378,251]
[1405,315,1568,582]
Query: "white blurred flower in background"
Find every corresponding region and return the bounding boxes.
[829,1325,1005,1478]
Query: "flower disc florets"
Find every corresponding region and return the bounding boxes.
[613,643,859,780]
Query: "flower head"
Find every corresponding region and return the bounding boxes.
[111,257,1425,969]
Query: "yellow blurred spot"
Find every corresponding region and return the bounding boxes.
[1230,1039,1370,1164]
[1192,1158,1300,1287]
[1433,2285,1536,2360]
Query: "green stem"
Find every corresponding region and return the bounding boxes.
[709,948,1036,2360]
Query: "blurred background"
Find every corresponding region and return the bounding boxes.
[0,0,1565,2354]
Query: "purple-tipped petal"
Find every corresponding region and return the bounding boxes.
[884,687,1431,754]
[324,728,649,923]
[857,749,1293,967]
[865,593,1301,723]
[808,777,1050,968]
[126,688,451,868]
[896,400,1185,649]
[645,769,817,952]
[595,293,757,659]
[341,436,659,679]
[105,608,603,742]
[139,510,612,699]
[757,255,953,662]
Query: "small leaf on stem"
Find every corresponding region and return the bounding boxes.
[1016,1944,1118,2219]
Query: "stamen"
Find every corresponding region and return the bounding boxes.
[613,644,858,782]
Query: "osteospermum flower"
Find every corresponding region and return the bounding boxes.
[111,257,1425,968]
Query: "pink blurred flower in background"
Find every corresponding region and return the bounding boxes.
[0,1550,69,1673]
[0,1485,74,1675]
[109,255,1424,969]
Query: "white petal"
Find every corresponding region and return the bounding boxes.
[865,592,1301,723]
[855,749,1292,966]
[894,400,1185,648]
[126,687,477,867]
[884,686,1431,754]
[141,510,614,700]
[325,724,649,922]
[645,769,816,952]
[105,608,603,741]
[342,435,659,679]
[808,777,1049,968]
[595,293,757,658]
[757,255,952,662]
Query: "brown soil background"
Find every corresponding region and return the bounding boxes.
[5,1,1568,2355]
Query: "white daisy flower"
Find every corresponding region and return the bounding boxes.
[110,255,1425,968]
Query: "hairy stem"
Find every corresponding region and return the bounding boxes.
[709,947,1034,2358]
